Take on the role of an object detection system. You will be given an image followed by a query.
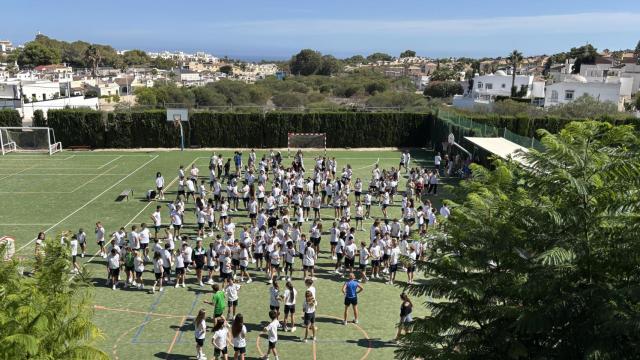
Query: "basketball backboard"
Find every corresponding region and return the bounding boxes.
[166,108,189,122]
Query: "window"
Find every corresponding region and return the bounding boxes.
[501,83,506,88]
[551,90,558,102]
[477,81,483,89]
[486,83,493,90]
[565,90,574,100]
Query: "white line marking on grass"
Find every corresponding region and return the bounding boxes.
[64,155,76,160]
[354,158,379,171]
[16,155,159,254]
[97,155,123,169]
[0,165,37,181]
[0,173,129,176]
[0,223,54,226]
[69,165,120,194]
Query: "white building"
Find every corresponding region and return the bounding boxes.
[86,82,120,97]
[580,63,640,95]
[544,75,633,111]
[472,71,542,101]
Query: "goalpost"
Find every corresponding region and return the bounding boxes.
[0,127,62,155]
[287,132,326,157]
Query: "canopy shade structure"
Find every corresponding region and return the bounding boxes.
[464,137,530,166]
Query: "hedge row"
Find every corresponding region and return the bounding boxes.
[41,110,433,148]
[440,109,640,138]
[0,109,22,127]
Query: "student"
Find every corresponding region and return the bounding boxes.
[329,222,339,260]
[231,313,247,360]
[206,242,218,285]
[162,243,173,284]
[152,251,164,293]
[96,222,106,258]
[194,309,207,360]
[302,241,316,280]
[77,228,87,258]
[69,234,80,274]
[283,241,295,281]
[343,238,357,275]
[205,283,226,321]
[387,240,401,285]
[107,248,121,290]
[212,317,229,360]
[302,290,317,343]
[263,310,280,360]
[133,249,145,289]
[183,239,193,273]
[193,240,206,286]
[269,243,282,281]
[407,245,417,285]
[225,277,241,321]
[358,241,370,283]
[342,272,363,325]
[395,293,413,342]
[370,239,382,279]
[238,243,252,283]
[155,172,165,200]
[304,278,317,304]
[283,281,297,332]
[123,245,135,287]
[355,202,364,231]
[269,279,283,325]
[174,246,186,288]
[139,223,151,261]
[334,233,345,274]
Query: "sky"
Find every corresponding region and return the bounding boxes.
[2,0,640,61]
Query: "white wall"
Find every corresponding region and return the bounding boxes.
[544,80,625,110]
[18,97,100,122]
[472,73,534,100]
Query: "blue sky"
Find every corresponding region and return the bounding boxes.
[2,0,640,60]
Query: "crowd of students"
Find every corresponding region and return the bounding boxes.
[45,149,447,360]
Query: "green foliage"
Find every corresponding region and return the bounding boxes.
[317,55,342,76]
[634,92,640,110]
[46,109,105,147]
[400,50,416,58]
[343,55,366,65]
[397,121,640,359]
[365,91,429,109]
[546,94,618,119]
[507,50,523,97]
[289,49,324,76]
[0,109,22,127]
[271,92,307,108]
[122,49,150,66]
[150,57,177,70]
[423,81,464,98]
[17,41,61,68]
[32,109,46,126]
[219,65,233,75]
[569,44,598,73]
[364,81,388,95]
[366,52,393,62]
[429,67,459,81]
[0,236,108,360]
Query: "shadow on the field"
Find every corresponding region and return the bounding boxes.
[347,337,397,349]
[153,352,192,359]
[315,316,343,325]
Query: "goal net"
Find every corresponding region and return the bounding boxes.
[287,133,326,156]
[0,127,62,155]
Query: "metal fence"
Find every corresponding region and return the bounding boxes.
[437,108,544,151]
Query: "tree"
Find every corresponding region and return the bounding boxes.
[151,57,177,70]
[422,81,463,98]
[364,81,388,95]
[507,49,523,97]
[17,41,61,68]
[219,65,233,75]
[429,67,459,81]
[546,94,619,118]
[134,87,158,106]
[344,55,366,65]
[397,121,640,359]
[289,49,323,76]
[569,44,598,73]
[84,45,101,78]
[400,50,416,58]
[635,40,640,63]
[122,49,150,66]
[635,92,640,110]
[0,235,109,359]
[317,55,342,76]
[6,63,18,77]
[366,52,393,62]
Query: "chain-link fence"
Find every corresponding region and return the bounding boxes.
[437,108,544,151]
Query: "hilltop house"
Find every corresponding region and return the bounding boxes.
[544,74,633,111]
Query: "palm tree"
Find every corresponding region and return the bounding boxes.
[84,45,101,78]
[507,49,523,97]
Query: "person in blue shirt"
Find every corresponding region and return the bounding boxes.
[342,272,364,325]
[233,152,242,175]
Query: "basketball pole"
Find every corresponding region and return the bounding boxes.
[174,114,184,151]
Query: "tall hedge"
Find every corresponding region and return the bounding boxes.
[44,109,432,148]
[0,109,22,127]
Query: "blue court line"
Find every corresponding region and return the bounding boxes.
[176,293,202,344]
[131,291,165,344]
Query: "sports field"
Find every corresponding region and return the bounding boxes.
[0,149,450,360]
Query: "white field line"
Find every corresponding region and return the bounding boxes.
[69,165,120,194]
[97,155,123,169]
[0,173,129,176]
[0,165,37,181]
[16,155,159,253]
[64,155,76,160]
[2,154,154,158]
[354,157,379,171]
[71,156,205,280]
[0,223,54,226]
[0,167,119,170]
[0,166,123,194]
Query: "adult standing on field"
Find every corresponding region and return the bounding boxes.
[342,272,363,325]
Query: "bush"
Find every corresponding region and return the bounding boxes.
[0,109,22,127]
[32,109,46,126]
[423,81,464,98]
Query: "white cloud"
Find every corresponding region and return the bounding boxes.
[212,12,640,37]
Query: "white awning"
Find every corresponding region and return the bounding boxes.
[464,137,530,166]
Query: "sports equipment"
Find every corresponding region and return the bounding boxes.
[0,127,62,155]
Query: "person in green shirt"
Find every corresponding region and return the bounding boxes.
[205,283,226,320]
[123,246,136,288]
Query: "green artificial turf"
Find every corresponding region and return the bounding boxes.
[0,149,452,360]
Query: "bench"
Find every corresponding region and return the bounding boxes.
[116,189,133,202]
[68,145,91,151]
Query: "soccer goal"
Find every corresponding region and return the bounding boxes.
[0,127,62,155]
[287,132,326,157]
